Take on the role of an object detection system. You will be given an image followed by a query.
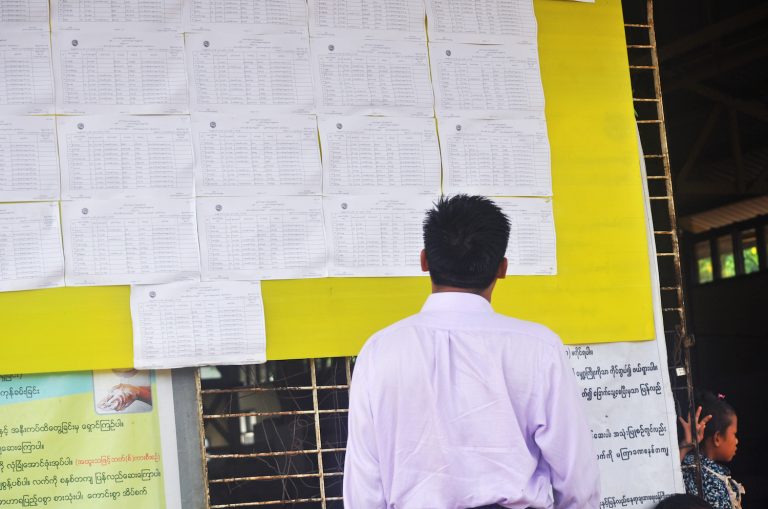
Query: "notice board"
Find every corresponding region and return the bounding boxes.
[0,0,654,375]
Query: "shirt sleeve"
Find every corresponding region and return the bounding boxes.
[343,343,387,509]
[533,341,601,509]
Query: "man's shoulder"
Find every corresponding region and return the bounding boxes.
[485,312,562,346]
[364,309,562,350]
[364,313,423,345]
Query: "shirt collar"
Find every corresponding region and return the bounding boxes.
[421,292,494,314]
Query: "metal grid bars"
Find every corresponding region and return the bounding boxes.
[625,1,689,348]
[196,358,354,508]
[624,0,702,493]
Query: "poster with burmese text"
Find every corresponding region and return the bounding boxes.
[0,370,180,508]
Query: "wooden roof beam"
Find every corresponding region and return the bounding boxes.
[686,84,768,124]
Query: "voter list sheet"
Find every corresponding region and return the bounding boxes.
[424,0,538,44]
[0,202,64,292]
[52,29,188,114]
[184,0,307,34]
[57,115,194,200]
[61,198,200,286]
[186,31,314,114]
[307,0,425,41]
[437,117,551,197]
[430,42,545,119]
[495,197,557,275]
[323,195,436,277]
[132,280,267,369]
[191,113,321,196]
[311,36,433,116]
[51,0,183,31]
[0,116,59,202]
[0,0,49,27]
[0,28,54,115]
[197,196,326,281]
[318,115,441,195]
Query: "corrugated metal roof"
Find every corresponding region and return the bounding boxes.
[679,195,768,233]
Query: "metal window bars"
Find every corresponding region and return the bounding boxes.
[196,358,353,508]
[624,0,703,495]
[195,1,702,506]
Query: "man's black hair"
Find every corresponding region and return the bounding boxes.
[654,494,713,509]
[423,194,510,290]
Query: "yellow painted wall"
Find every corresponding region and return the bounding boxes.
[0,0,653,375]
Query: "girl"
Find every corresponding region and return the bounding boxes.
[681,391,745,509]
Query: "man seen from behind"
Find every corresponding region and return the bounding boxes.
[343,194,600,509]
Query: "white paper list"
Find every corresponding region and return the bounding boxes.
[131,280,267,369]
[0,116,59,202]
[0,202,64,292]
[187,32,313,113]
[311,37,434,116]
[430,43,545,118]
[324,195,434,277]
[52,0,183,30]
[0,30,54,114]
[0,0,48,25]
[308,0,425,40]
[185,0,307,34]
[52,30,188,114]
[197,196,326,281]
[494,197,556,275]
[192,114,321,196]
[319,115,440,195]
[438,117,551,197]
[424,0,537,44]
[61,199,200,286]
[57,115,194,200]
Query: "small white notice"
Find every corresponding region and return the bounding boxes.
[308,0,425,40]
[0,29,54,114]
[319,115,441,195]
[58,115,194,199]
[186,32,314,114]
[0,116,59,202]
[197,196,327,281]
[131,280,267,369]
[52,30,188,114]
[324,195,435,277]
[0,202,64,292]
[567,340,683,507]
[430,43,545,118]
[192,113,321,196]
[438,117,551,197]
[424,0,538,44]
[494,197,557,275]
[311,37,434,116]
[61,198,200,286]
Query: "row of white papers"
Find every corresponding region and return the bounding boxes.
[4,0,537,43]
[0,196,556,291]
[0,29,543,117]
[1,114,551,202]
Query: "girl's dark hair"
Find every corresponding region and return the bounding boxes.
[696,390,736,440]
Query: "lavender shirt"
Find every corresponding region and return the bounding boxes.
[343,292,600,509]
